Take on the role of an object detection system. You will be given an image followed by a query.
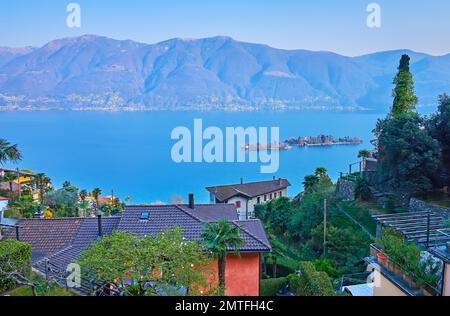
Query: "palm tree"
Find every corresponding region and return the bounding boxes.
[33,173,51,204]
[315,167,328,178]
[0,139,22,166]
[358,149,371,159]
[358,149,371,171]
[201,220,244,291]
[91,188,102,211]
[2,172,18,198]
[79,190,88,202]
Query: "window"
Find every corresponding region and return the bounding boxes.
[235,201,241,208]
[270,193,273,200]
[257,197,261,204]
[140,211,150,220]
[264,195,267,202]
[274,192,277,198]
[279,191,283,197]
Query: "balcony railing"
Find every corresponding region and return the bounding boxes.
[369,244,442,296]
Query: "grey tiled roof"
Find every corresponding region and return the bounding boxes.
[4,218,83,260]
[207,179,291,202]
[31,204,270,279]
[117,205,271,252]
[34,216,121,273]
[177,204,238,221]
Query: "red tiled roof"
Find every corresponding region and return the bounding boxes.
[0,196,9,201]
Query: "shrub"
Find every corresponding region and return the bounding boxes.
[354,177,372,201]
[297,261,335,296]
[260,277,287,296]
[0,240,32,293]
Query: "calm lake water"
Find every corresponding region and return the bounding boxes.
[0,110,383,204]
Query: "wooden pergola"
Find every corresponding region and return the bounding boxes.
[373,211,450,247]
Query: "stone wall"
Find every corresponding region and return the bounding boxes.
[336,178,355,201]
[409,198,450,219]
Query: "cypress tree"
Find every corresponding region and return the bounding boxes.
[391,54,418,116]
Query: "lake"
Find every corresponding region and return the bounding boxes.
[0,110,383,204]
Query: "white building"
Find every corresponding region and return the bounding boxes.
[0,196,9,224]
[207,178,291,220]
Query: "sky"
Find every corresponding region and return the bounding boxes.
[1,0,450,56]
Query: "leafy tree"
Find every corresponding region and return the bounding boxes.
[377,113,440,200]
[78,229,215,296]
[0,139,22,166]
[428,94,450,187]
[288,190,333,241]
[33,173,51,204]
[264,197,294,235]
[309,225,369,274]
[312,259,338,278]
[2,172,18,198]
[302,168,333,195]
[201,220,244,291]
[296,261,335,296]
[45,185,79,218]
[391,54,418,117]
[10,195,39,218]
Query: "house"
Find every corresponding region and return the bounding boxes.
[4,194,271,296]
[364,211,450,296]
[0,196,9,229]
[207,178,291,220]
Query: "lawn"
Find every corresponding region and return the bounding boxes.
[5,285,76,296]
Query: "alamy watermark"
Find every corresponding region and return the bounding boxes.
[171,119,280,174]
[66,3,81,28]
[367,3,381,28]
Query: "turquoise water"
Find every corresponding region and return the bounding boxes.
[0,111,382,204]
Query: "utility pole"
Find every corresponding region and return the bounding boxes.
[323,199,327,257]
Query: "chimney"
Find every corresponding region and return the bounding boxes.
[188,193,195,209]
[97,214,103,238]
[241,178,244,184]
[279,178,283,186]
[273,176,276,181]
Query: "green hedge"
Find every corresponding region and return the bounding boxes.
[260,277,287,296]
[0,240,32,293]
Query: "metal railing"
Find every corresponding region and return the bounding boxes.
[370,244,442,296]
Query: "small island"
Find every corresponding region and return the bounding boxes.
[243,135,362,151]
[285,135,363,147]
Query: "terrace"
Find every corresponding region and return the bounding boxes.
[368,211,450,296]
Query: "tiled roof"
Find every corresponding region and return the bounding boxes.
[207,179,291,202]
[0,196,9,201]
[33,216,121,273]
[177,204,238,221]
[5,218,83,259]
[117,205,271,252]
[28,205,270,279]
[233,219,271,249]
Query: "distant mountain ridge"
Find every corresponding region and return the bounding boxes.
[0,34,449,112]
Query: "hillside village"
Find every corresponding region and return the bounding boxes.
[1,54,450,297]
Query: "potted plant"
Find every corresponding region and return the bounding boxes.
[377,252,388,266]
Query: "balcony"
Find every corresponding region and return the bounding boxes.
[367,244,442,296]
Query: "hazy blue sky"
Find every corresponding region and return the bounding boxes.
[1,0,449,56]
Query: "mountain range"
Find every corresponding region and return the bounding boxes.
[1,35,450,112]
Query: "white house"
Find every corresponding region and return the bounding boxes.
[0,196,9,225]
[207,178,291,220]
